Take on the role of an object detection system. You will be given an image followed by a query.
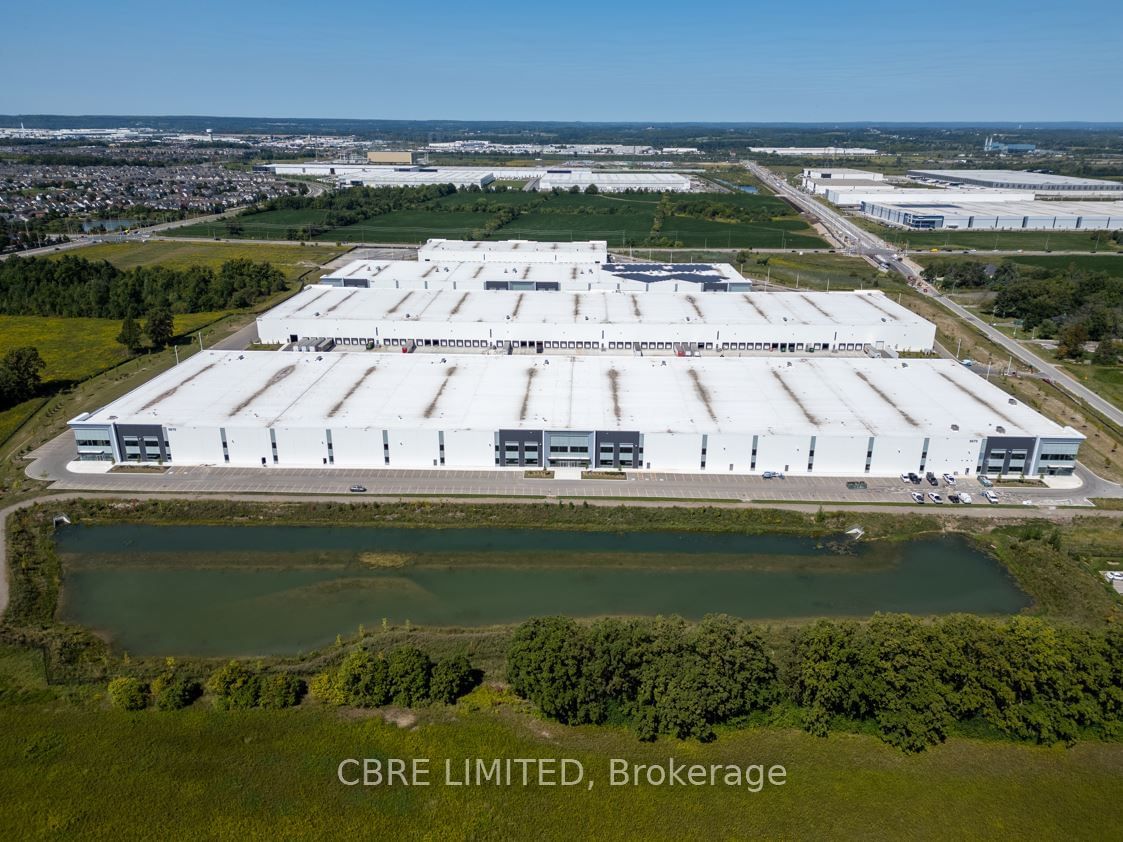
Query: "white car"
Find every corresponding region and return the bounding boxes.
[911,491,924,503]
[984,490,999,504]
[901,473,911,483]
[942,474,956,485]
[928,492,943,503]
[958,492,973,504]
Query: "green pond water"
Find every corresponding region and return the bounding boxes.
[55,524,1030,657]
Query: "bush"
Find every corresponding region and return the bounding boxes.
[258,674,306,709]
[387,647,432,707]
[336,650,391,707]
[107,677,149,711]
[151,674,202,711]
[206,661,261,710]
[430,654,478,704]
[309,671,345,706]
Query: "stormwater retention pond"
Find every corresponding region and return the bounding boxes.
[56,524,1029,656]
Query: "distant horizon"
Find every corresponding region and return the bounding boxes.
[3,115,1122,129]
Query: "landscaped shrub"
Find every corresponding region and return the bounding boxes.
[107,677,149,711]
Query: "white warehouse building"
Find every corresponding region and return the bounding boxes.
[418,239,608,264]
[258,286,935,354]
[320,260,753,293]
[862,199,1123,231]
[534,171,692,193]
[69,352,1082,477]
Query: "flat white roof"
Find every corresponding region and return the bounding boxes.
[909,169,1123,189]
[419,239,607,257]
[346,169,494,185]
[538,172,690,185]
[322,259,747,287]
[80,352,1078,440]
[265,286,926,330]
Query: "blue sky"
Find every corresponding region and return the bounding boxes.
[2,0,1120,121]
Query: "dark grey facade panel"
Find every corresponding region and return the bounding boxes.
[113,423,169,462]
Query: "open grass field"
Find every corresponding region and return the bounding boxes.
[0,313,223,384]
[0,671,1119,840]
[314,211,497,244]
[165,208,333,240]
[915,251,1123,278]
[68,241,345,280]
[750,252,883,290]
[163,190,827,250]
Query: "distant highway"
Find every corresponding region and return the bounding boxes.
[749,162,1123,427]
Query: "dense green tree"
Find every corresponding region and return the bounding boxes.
[0,346,45,407]
[430,654,477,704]
[117,315,143,353]
[144,306,174,349]
[336,650,392,707]
[387,647,433,707]
[1092,337,1120,365]
[1057,322,1089,359]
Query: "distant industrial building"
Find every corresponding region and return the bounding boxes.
[69,352,1081,477]
[344,168,495,189]
[534,171,692,193]
[907,169,1123,197]
[366,150,416,164]
[751,147,878,156]
[801,167,885,183]
[257,286,933,354]
[320,260,752,294]
[835,189,1033,209]
[862,199,1123,231]
[418,239,608,264]
[984,137,1036,153]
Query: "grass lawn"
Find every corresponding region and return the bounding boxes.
[1060,362,1123,410]
[663,216,824,250]
[69,241,344,280]
[0,683,1119,840]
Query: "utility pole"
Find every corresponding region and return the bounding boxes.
[956,337,962,358]
[174,345,180,365]
[198,331,204,352]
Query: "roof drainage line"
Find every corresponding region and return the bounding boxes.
[139,362,219,412]
[935,370,1020,427]
[423,366,459,419]
[229,364,298,417]
[268,355,347,426]
[770,368,820,426]
[328,365,379,418]
[384,290,414,315]
[686,368,719,424]
[854,370,920,428]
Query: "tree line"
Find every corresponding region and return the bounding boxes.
[0,255,287,319]
[921,260,1121,360]
[506,613,1123,752]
